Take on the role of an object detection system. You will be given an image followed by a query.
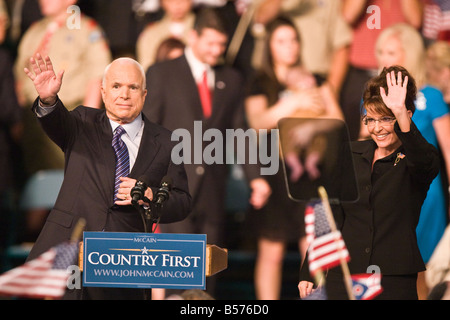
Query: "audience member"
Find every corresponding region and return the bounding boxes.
[216,0,258,80]
[154,36,186,62]
[372,23,450,298]
[14,0,112,173]
[137,0,194,70]
[340,0,423,140]
[3,0,43,53]
[426,41,450,105]
[245,16,343,300]
[250,0,352,98]
[13,0,112,239]
[422,0,450,45]
[0,0,8,44]
[280,0,353,97]
[78,0,166,58]
[425,224,450,299]
[0,1,22,261]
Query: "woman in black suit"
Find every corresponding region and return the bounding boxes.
[299,65,440,300]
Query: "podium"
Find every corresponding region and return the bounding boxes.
[204,244,228,277]
[78,232,227,290]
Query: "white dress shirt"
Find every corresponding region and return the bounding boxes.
[36,100,144,170]
[184,47,215,89]
[109,114,144,170]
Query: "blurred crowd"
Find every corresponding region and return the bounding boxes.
[1,0,450,300]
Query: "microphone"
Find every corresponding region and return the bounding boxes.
[154,176,173,206]
[131,176,148,204]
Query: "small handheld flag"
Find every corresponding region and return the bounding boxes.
[0,242,78,299]
[0,218,85,299]
[351,273,383,300]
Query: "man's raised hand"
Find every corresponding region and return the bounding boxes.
[24,54,64,105]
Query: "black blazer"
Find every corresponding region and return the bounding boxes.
[300,122,440,281]
[27,98,191,260]
[337,122,439,275]
[143,55,259,203]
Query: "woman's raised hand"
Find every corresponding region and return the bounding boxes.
[380,70,412,132]
[380,70,408,115]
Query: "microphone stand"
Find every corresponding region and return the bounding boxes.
[131,179,170,300]
[131,197,156,301]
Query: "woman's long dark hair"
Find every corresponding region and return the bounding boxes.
[260,16,302,83]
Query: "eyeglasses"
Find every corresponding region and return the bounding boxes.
[363,116,396,127]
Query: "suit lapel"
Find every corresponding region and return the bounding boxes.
[130,115,161,177]
[178,56,204,120]
[211,67,227,119]
[97,113,160,203]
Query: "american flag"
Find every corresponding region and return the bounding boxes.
[305,200,350,276]
[304,203,316,246]
[423,0,450,40]
[0,242,78,299]
[351,273,383,300]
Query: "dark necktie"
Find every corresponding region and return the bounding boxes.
[112,126,129,201]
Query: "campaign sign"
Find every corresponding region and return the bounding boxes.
[83,232,206,289]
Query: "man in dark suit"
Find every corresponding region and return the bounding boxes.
[23,53,191,299]
[144,7,270,249]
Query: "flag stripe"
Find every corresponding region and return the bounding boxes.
[1,272,69,286]
[423,4,450,39]
[309,239,348,261]
[0,285,66,298]
[0,242,78,299]
[305,201,350,276]
[309,253,348,273]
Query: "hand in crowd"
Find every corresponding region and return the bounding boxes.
[249,178,272,210]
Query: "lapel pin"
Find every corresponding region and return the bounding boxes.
[216,81,225,89]
[394,152,405,166]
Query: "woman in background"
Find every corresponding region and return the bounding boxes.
[245,16,343,300]
[426,41,450,107]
